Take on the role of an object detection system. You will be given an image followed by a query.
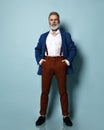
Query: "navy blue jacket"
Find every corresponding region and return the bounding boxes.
[35,30,77,75]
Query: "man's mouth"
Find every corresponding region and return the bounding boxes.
[51,24,57,27]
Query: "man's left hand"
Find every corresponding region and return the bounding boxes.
[62,60,70,66]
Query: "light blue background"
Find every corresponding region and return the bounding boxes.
[0,0,104,130]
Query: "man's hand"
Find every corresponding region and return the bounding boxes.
[62,59,70,66]
[39,59,46,65]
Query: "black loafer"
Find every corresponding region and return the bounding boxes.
[36,116,46,126]
[63,116,73,126]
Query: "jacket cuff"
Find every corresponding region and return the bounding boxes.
[64,59,70,66]
[39,59,44,65]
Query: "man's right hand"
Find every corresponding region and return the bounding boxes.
[39,59,46,65]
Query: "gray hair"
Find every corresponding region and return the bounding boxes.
[48,12,60,20]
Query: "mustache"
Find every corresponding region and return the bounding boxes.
[51,24,57,26]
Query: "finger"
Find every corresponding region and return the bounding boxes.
[43,59,46,62]
[42,60,46,64]
[62,60,65,62]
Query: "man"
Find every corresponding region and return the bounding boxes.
[35,12,77,126]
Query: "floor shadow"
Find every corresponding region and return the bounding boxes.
[67,46,84,118]
[60,22,84,118]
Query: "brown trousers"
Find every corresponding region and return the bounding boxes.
[40,56,69,116]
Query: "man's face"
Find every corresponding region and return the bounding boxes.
[49,15,60,26]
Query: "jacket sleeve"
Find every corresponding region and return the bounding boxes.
[65,32,77,63]
[35,34,43,64]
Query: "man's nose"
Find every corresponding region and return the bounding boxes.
[53,21,56,23]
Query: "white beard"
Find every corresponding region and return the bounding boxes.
[50,24,59,30]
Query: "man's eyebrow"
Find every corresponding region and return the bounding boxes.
[50,18,58,20]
